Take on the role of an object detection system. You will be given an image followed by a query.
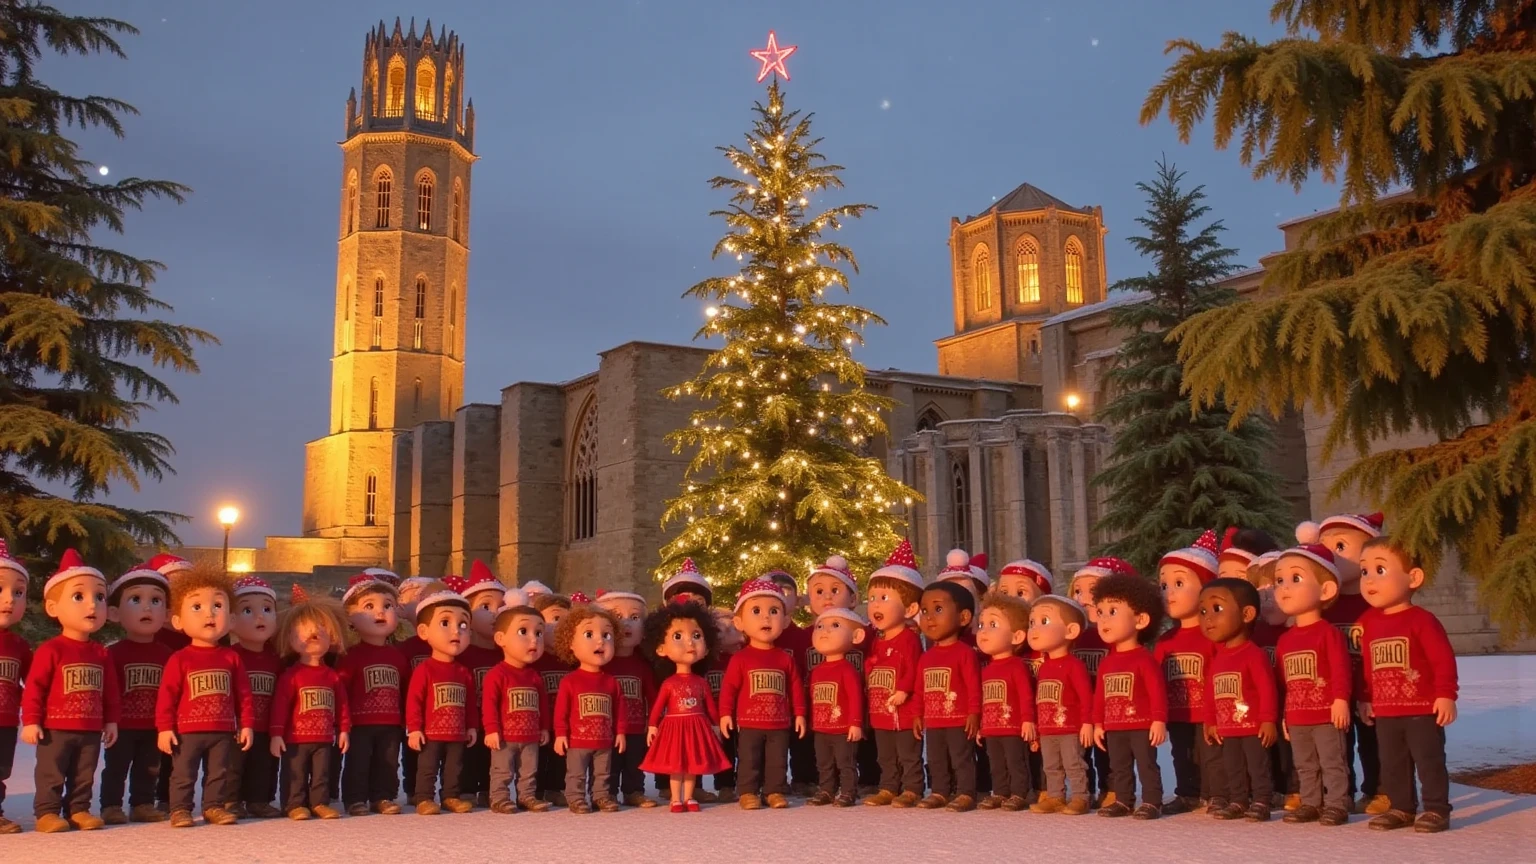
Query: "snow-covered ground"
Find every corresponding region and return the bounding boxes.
[3,655,1532,863]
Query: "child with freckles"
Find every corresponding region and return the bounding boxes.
[1090,571,1167,820]
[639,601,730,812]
[0,544,29,835]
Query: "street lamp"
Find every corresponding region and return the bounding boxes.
[217,506,240,572]
[1064,393,1082,412]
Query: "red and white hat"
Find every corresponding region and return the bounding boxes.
[595,588,645,606]
[416,586,470,616]
[808,554,857,593]
[1000,559,1053,595]
[397,576,436,597]
[1318,512,1384,539]
[521,580,553,597]
[502,587,531,608]
[363,567,400,587]
[0,539,28,581]
[816,607,868,628]
[937,548,972,581]
[342,572,394,605]
[663,558,711,599]
[869,539,924,590]
[569,591,591,605]
[1033,594,1088,621]
[107,563,168,598]
[967,552,991,589]
[233,575,275,600]
[1071,556,1138,585]
[462,561,505,599]
[1158,529,1220,584]
[1279,544,1340,581]
[147,552,193,578]
[441,574,468,594]
[735,578,787,613]
[291,583,310,604]
[1217,527,1258,568]
[45,549,104,595]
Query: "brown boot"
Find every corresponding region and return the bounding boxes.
[1000,795,1028,812]
[415,800,441,816]
[890,791,921,808]
[1030,794,1065,814]
[694,789,719,803]
[0,816,21,834]
[594,797,621,813]
[68,811,104,831]
[169,809,195,828]
[915,793,948,809]
[977,794,1004,810]
[247,802,283,819]
[713,786,737,803]
[806,791,834,806]
[862,789,896,806]
[101,805,128,825]
[567,799,593,815]
[765,793,790,809]
[312,804,342,819]
[518,796,552,813]
[347,802,371,817]
[131,803,169,823]
[738,793,762,810]
[442,797,474,814]
[623,791,657,808]
[490,800,517,814]
[945,794,977,812]
[287,807,312,821]
[373,800,402,815]
[34,813,71,833]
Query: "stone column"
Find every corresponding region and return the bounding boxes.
[968,437,987,555]
[1044,429,1068,571]
[449,404,501,579]
[1070,432,1090,562]
[921,436,944,571]
[410,420,455,577]
[388,432,414,575]
[1094,430,1113,539]
[1003,428,1028,559]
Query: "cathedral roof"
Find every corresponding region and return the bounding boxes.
[970,182,1093,220]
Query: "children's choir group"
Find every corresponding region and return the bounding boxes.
[0,509,1459,835]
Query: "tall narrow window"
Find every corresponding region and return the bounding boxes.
[915,407,945,432]
[450,180,463,243]
[374,169,392,228]
[371,277,384,348]
[385,57,405,116]
[345,172,357,235]
[415,173,434,231]
[447,284,457,354]
[951,458,971,549]
[443,63,455,125]
[414,59,437,120]
[364,473,378,526]
[368,378,379,430]
[569,402,599,541]
[1065,237,1085,305]
[413,276,426,349]
[1015,235,1041,304]
[365,58,378,114]
[413,378,422,416]
[973,245,993,312]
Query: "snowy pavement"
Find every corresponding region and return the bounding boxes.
[2,655,1532,863]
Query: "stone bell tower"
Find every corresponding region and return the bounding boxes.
[302,18,476,543]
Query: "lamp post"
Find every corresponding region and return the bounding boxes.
[1064,393,1082,413]
[217,506,240,573]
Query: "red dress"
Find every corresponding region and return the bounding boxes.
[639,673,731,776]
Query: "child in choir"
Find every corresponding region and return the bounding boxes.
[1357,536,1458,833]
[1199,578,1279,821]
[101,562,173,825]
[1155,530,1223,814]
[805,554,878,794]
[1242,549,1295,809]
[270,587,351,820]
[0,543,28,835]
[156,565,255,828]
[995,559,1053,603]
[976,594,1035,811]
[552,602,625,813]
[531,591,575,805]
[1091,570,1167,819]
[227,575,283,819]
[1026,596,1094,815]
[482,604,551,814]
[765,569,815,796]
[337,572,409,816]
[146,554,194,652]
[935,550,986,637]
[1217,528,1279,580]
[705,606,740,802]
[22,551,118,832]
[662,559,713,607]
[595,588,657,807]
[915,580,981,811]
[1272,545,1353,826]
[719,578,806,810]
[640,601,730,812]
[805,608,865,807]
[404,586,478,815]
[456,568,506,807]
[861,540,925,807]
[1302,511,1386,813]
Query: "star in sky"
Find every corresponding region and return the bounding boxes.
[750,30,797,82]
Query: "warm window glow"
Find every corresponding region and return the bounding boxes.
[443,63,455,125]
[951,458,971,548]
[365,58,378,113]
[365,473,378,526]
[414,59,437,120]
[1015,235,1041,304]
[447,284,457,354]
[368,378,380,430]
[450,180,463,243]
[345,172,357,235]
[372,277,384,348]
[385,57,405,117]
[570,401,599,541]
[374,170,392,228]
[413,277,426,349]
[972,245,993,311]
[1065,238,1085,305]
[416,173,434,231]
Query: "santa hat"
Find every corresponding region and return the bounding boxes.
[44,549,104,595]
[734,578,788,613]
[1071,556,1137,586]
[816,607,868,628]
[595,588,645,607]
[521,580,553,597]
[233,574,275,600]
[662,558,711,600]
[462,561,505,598]
[441,574,468,594]
[1252,550,1282,569]
[1314,512,1385,541]
[147,552,193,578]
[1280,544,1341,581]
[502,587,531,608]
[1217,527,1258,568]
[967,552,991,589]
[1159,529,1220,584]
[808,554,857,593]
[416,587,470,617]
[107,563,168,599]
[291,583,309,604]
[363,567,400,587]
[397,576,436,595]
[569,591,591,605]
[1000,559,1053,595]
[0,539,28,581]
[1033,594,1089,625]
[341,572,394,605]
[868,538,924,590]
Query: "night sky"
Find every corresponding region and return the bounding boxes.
[47,1,1339,547]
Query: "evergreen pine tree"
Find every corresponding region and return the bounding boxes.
[658,81,919,597]
[1142,1,1536,633]
[1093,160,1295,573]
[0,4,211,576]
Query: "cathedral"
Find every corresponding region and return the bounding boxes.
[225,20,1515,652]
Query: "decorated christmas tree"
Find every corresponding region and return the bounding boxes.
[657,38,919,596]
[1143,2,1536,633]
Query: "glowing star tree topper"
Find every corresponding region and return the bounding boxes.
[750,30,797,83]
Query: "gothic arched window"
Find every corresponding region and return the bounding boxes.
[569,401,599,541]
[450,180,463,243]
[972,245,993,312]
[951,457,971,549]
[1065,237,1085,305]
[414,59,437,120]
[385,57,406,116]
[345,171,358,235]
[443,62,456,126]
[915,406,946,432]
[447,284,457,355]
[416,171,434,231]
[1015,235,1041,304]
[371,277,384,348]
[368,377,380,430]
[374,169,392,229]
[413,378,423,416]
[413,276,427,349]
[364,473,378,526]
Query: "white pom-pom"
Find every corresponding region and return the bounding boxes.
[945,548,970,568]
[1295,521,1320,545]
[825,554,848,570]
[502,588,530,608]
